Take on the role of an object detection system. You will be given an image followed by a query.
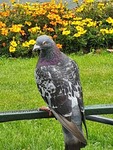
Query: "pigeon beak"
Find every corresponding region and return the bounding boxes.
[32,44,41,52]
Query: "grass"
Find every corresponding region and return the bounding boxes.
[0,53,113,150]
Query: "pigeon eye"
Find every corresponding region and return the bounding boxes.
[42,41,47,45]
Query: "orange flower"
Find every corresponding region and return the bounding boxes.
[56,43,62,49]
[50,21,57,26]
[50,9,58,14]
[43,24,47,30]
[47,13,61,21]
[0,21,6,28]
[20,30,26,36]
[1,11,10,17]
[47,27,54,32]
[2,42,6,47]
[62,20,68,26]
[1,28,8,36]
[53,35,57,39]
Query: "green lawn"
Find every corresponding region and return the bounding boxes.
[0,53,113,150]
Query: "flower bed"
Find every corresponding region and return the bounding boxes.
[0,0,113,57]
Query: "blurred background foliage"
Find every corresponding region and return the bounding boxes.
[0,0,113,57]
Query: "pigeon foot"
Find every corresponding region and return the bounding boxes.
[39,106,52,116]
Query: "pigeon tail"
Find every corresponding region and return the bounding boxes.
[65,143,81,150]
[63,126,86,150]
[51,108,87,146]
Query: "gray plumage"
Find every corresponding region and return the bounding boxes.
[33,35,87,150]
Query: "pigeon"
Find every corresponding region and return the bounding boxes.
[33,35,87,150]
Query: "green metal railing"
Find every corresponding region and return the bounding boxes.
[0,104,113,125]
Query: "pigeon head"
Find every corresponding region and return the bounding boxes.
[33,35,55,52]
[33,35,61,62]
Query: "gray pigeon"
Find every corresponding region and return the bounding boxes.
[33,35,87,150]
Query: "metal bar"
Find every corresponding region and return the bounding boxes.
[0,104,113,123]
[85,104,113,115]
[0,109,53,123]
[86,115,113,125]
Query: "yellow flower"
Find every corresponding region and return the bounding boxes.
[62,29,70,35]
[76,26,85,32]
[98,2,105,9]
[83,18,92,22]
[28,39,36,45]
[99,21,102,26]
[74,17,82,20]
[62,12,74,19]
[62,30,70,35]
[76,4,85,13]
[84,0,94,3]
[72,21,81,25]
[81,30,87,35]
[51,0,55,4]
[9,24,23,33]
[100,28,109,35]
[9,37,17,53]
[25,21,32,26]
[109,29,113,34]
[87,21,97,27]
[72,19,86,26]
[10,0,15,3]
[10,40,17,47]
[22,41,30,47]
[100,28,113,34]
[106,17,113,25]
[73,0,79,2]
[73,32,81,37]
[28,26,40,33]
[74,27,87,37]
[9,46,16,53]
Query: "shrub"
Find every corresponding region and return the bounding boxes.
[0,0,113,57]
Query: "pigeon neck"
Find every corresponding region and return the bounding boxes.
[40,47,55,59]
[39,46,61,66]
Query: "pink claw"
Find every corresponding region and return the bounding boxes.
[39,106,52,116]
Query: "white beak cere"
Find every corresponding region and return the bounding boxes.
[33,44,41,51]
